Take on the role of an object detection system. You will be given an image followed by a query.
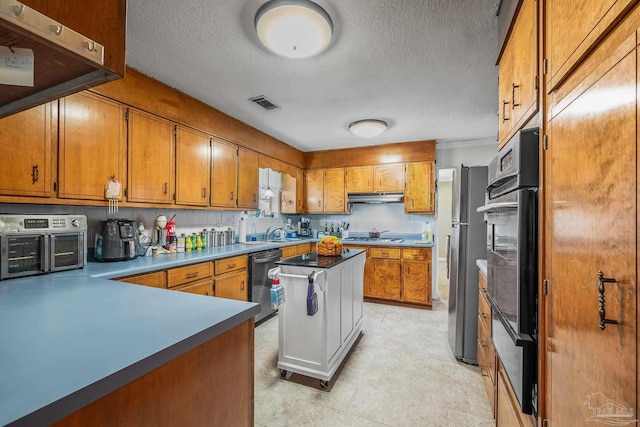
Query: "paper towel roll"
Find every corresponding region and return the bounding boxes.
[239,217,247,243]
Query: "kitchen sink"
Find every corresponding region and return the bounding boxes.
[377,238,405,243]
[267,238,302,242]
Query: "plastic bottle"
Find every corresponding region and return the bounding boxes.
[201,230,207,249]
[196,234,202,251]
[270,278,285,309]
[177,234,186,253]
[95,235,103,260]
[239,217,247,243]
[185,235,193,252]
[422,222,433,243]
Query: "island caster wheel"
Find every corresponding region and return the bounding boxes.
[319,380,329,389]
[280,369,292,379]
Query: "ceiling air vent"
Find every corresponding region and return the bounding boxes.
[249,95,279,110]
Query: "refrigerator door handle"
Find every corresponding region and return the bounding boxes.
[446,234,451,279]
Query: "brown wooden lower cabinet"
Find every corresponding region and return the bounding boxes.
[117,271,166,288]
[351,245,431,308]
[52,319,254,427]
[175,278,214,296]
[215,270,247,301]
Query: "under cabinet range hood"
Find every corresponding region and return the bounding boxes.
[347,192,404,204]
[0,0,116,118]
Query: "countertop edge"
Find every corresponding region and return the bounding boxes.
[10,307,259,427]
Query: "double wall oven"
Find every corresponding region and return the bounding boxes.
[478,128,538,415]
[0,214,87,280]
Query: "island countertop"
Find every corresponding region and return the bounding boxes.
[0,274,259,426]
[276,248,366,269]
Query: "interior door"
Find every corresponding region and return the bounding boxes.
[546,44,636,425]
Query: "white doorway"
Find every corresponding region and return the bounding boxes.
[436,168,454,301]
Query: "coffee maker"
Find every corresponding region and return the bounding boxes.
[100,219,140,261]
[299,217,312,237]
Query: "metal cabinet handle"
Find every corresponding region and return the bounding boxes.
[502,100,511,122]
[479,311,488,319]
[50,24,63,36]
[241,280,244,291]
[186,272,199,279]
[163,182,168,194]
[598,271,619,330]
[228,263,236,268]
[230,191,234,201]
[512,83,520,107]
[32,164,39,183]
[202,187,207,198]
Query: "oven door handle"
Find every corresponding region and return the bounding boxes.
[486,173,517,194]
[477,202,518,213]
[489,296,535,346]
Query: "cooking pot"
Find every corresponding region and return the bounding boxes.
[369,228,389,239]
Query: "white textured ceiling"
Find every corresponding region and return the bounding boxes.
[126,0,500,152]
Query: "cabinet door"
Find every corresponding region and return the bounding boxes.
[59,92,126,200]
[177,278,214,296]
[175,127,210,206]
[127,109,174,203]
[345,166,373,193]
[405,162,434,214]
[237,148,258,209]
[547,0,636,91]
[508,0,537,144]
[374,163,404,192]
[368,258,400,300]
[546,42,636,425]
[281,172,296,214]
[305,169,324,213]
[324,168,345,212]
[211,139,238,208]
[0,103,51,197]
[295,167,305,212]
[402,260,430,305]
[215,270,247,301]
[498,33,515,143]
[496,365,522,427]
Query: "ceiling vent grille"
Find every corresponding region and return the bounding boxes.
[249,95,279,110]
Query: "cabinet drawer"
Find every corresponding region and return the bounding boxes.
[478,290,492,336]
[282,246,298,259]
[167,262,213,288]
[370,247,401,259]
[479,271,488,292]
[118,271,167,288]
[215,255,247,275]
[174,278,214,296]
[402,248,428,260]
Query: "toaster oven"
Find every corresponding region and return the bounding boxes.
[0,214,87,280]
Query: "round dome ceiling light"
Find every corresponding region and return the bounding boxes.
[255,0,333,59]
[349,119,388,138]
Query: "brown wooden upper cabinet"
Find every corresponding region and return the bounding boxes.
[211,138,238,209]
[498,0,537,148]
[58,92,126,201]
[546,0,636,91]
[237,148,259,209]
[281,172,297,214]
[346,164,405,193]
[126,109,175,204]
[405,161,434,214]
[175,127,210,206]
[305,168,347,214]
[0,103,52,198]
[296,167,305,212]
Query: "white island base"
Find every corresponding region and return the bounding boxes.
[275,250,366,388]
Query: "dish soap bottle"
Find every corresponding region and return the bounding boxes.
[422,221,433,243]
[270,277,285,309]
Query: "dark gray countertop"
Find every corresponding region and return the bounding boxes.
[276,248,366,269]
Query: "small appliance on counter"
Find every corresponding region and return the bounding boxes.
[298,217,312,237]
[99,219,139,261]
[0,214,87,280]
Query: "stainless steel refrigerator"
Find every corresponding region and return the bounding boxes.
[447,165,488,364]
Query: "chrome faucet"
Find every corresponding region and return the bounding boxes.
[266,226,284,240]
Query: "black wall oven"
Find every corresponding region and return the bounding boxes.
[478,128,538,415]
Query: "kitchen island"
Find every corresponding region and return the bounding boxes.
[0,274,259,427]
[275,248,366,388]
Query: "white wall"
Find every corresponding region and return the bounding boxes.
[435,139,497,169]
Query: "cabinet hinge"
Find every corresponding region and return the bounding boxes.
[124,188,128,198]
[543,279,549,296]
[173,127,177,136]
[535,75,539,90]
[124,110,129,121]
[53,181,58,192]
[543,58,548,75]
[543,134,548,151]
[543,419,549,427]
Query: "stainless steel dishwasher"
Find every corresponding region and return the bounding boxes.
[249,248,282,324]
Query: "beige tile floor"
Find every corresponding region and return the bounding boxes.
[254,298,494,426]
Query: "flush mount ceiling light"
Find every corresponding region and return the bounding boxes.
[348,119,388,138]
[255,0,333,59]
